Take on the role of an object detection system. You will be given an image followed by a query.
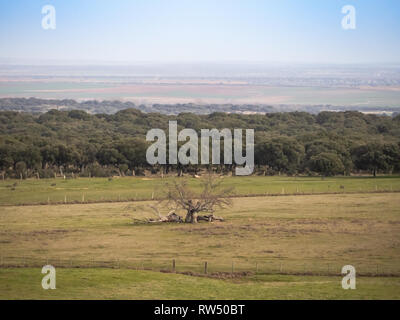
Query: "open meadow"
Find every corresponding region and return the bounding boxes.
[0,177,399,299]
[1,269,399,300]
[1,175,400,205]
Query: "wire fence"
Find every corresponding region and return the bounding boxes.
[1,256,399,278]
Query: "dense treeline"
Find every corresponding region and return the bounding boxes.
[0,97,276,115]
[2,97,398,115]
[0,109,399,179]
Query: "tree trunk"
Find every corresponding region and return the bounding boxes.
[185,210,193,223]
[185,209,199,223]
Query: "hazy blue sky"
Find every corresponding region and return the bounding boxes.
[0,0,399,64]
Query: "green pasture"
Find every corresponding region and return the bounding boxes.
[1,175,400,206]
[0,268,399,300]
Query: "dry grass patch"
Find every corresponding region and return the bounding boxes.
[0,193,399,275]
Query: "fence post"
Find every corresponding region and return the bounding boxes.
[256,262,258,273]
[231,261,234,274]
[172,259,176,272]
[204,262,208,274]
[280,263,282,273]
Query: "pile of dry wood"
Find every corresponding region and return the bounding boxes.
[135,205,224,224]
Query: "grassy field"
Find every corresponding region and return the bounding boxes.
[1,176,399,299]
[1,175,400,206]
[1,268,399,300]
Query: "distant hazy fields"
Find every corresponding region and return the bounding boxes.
[1,80,400,107]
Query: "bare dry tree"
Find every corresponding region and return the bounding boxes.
[163,175,234,223]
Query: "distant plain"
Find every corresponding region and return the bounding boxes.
[1,80,400,107]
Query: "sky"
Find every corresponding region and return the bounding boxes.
[0,0,399,64]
